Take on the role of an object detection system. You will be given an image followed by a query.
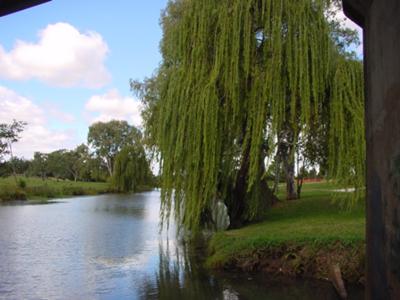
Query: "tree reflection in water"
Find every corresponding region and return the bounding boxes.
[140,237,227,300]
[139,237,364,300]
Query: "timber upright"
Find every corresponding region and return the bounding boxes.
[343,0,400,299]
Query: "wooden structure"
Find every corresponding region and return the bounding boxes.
[343,0,400,299]
[0,0,50,17]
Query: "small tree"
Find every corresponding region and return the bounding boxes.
[0,120,27,184]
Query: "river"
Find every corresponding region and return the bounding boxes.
[0,191,363,299]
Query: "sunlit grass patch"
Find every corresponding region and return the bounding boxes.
[207,181,365,273]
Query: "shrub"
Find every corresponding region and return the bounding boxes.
[18,178,27,189]
[26,185,58,198]
[62,186,85,196]
[0,187,27,201]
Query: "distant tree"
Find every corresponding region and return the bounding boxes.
[29,152,49,180]
[64,144,90,181]
[0,158,30,178]
[113,145,153,192]
[0,120,27,183]
[9,158,30,175]
[0,141,6,162]
[47,150,70,180]
[88,120,142,177]
[0,162,12,177]
[83,156,109,182]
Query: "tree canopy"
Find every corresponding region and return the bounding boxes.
[135,0,365,231]
[88,120,142,177]
[0,120,27,183]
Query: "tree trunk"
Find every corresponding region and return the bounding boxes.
[227,144,278,228]
[273,153,281,193]
[296,176,304,199]
[285,160,297,200]
[106,157,113,177]
[295,148,304,199]
[8,143,18,185]
[277,131,298,200]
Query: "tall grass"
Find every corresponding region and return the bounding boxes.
[0,176,114,201]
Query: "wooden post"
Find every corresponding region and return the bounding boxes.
[343,0,400,298]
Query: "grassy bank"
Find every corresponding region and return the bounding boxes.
[207,182,366,283]
[0,176,114,202]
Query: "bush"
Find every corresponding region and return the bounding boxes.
[0,187,27,201]
[18,178,27,189]
[26,185,58,198]
[62,186,85,196]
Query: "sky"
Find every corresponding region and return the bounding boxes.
[0,0,361,159]
[0,0,167,158]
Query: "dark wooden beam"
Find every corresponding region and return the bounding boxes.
[342,0,372,27]
[0,0,50,17]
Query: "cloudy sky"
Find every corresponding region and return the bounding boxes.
[0,0,361,159]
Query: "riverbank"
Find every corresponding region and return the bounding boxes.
[207,182,365,284]
[0,176,114,202]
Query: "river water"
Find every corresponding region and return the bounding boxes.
[0,191,363,299]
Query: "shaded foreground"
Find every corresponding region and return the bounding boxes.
[207,182,366,284]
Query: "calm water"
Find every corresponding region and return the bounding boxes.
[0,191,364,299]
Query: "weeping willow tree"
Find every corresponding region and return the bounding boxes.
[135,0,365,231]
[328,58,365,204]
[113,145,153,192]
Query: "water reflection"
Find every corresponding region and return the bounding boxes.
[92,193,148,218]
[139,237,223,300]
[0,192,363,299]
[139,236,365,300]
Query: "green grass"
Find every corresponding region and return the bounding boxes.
[208,181,365,268]
[0,176,113,201]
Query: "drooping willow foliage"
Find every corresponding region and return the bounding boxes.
[138,0,365,230]
[328,58,365,204]
[113,145,152,192]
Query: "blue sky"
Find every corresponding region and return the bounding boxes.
[0,0,167,158]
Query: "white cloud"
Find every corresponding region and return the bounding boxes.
[43,103,75,123]
[0,86,77,158]
[0,22,111,88]
[85,89,143,127]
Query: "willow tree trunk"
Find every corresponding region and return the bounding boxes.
[273,154,281,193]
[227,145,277,228]
[281,141,298,200]
[285,160,297,200]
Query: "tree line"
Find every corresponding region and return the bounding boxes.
[0,120,155,193]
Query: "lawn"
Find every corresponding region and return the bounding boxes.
[207,181,366,281]
[0,176,113,201]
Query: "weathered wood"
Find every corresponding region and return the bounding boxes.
[343,0,400,298]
